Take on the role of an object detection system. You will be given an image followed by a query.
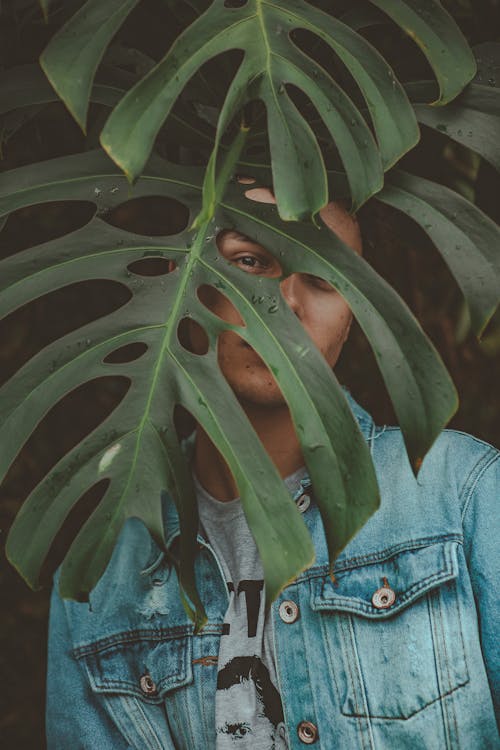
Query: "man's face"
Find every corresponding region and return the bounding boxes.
[197,196,362,409]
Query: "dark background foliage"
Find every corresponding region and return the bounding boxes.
[1,0,499,746]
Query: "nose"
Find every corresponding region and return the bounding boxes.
[280,274,303,318]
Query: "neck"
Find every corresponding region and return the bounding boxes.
[193,402,304,501]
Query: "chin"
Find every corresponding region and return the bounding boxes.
[219,345,288,408]
[230,379,288,409]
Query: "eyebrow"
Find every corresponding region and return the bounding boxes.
[228,231,254,243]
[219,230,271,254]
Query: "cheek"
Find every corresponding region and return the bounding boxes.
[217,330,239,363]
[197,285,244,326]
[307,300,352,365]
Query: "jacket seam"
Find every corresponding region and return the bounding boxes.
[106,695,162,750]
[73,624,223,658]
[296,534,463,582]
[380,426,494,448]
[313,563,456,616]
[460,451,498,522]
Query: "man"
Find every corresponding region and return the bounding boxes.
[46,196,499,749]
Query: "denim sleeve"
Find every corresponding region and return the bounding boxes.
[462,450,500,723]
[46,580,132,749]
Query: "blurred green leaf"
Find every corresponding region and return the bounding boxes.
[407,80,500,172]
[40,0,141,130]
[378,169,500,336]
[369,0,476,104]
[99,0,422,218]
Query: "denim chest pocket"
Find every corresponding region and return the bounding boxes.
[310,539,469,720]
[74,628,193,704]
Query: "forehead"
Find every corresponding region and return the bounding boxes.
[229,188,362,254]
[219,206,363,257]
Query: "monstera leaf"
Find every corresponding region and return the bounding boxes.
[0,64,214,156]
[405,45,500,173]
[39,0,475,220]
[0,146,458,625]
[378,170,500,337]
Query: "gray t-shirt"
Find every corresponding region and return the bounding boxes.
[195,467,307,750]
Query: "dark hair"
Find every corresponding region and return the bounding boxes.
[216,656,284,727]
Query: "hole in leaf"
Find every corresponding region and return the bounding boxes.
[103,342,148,364]
[0,280,131,385]
[177,317,209,355]
[224,0,247,7]
[173,404,238,500]
[197,284,245,326]
[0,201,95,259]
[39,478,111,588]
[127,257,175,277]
[173,404,197,441]
[102,196,189,235]
[236,174,256,185]
[2,376,131,505]
[245,144,268,158]
[244,187,275,204]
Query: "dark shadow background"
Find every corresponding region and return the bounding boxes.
[1,1,500,748]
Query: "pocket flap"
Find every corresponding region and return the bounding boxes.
[311,539,460,618]
[74,629,193,703]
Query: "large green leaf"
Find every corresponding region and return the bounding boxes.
[0,64,215,156]
[39,0,141,130]
[377,170,500,336]
[0,64,124,114]
[473,42,500,90]
[0,149,456,619]
[98,0,423,218]
[368,0,476,104]
[406,80,500,173]
[39,0,476,220]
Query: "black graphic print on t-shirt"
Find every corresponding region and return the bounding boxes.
[214,579,288,749]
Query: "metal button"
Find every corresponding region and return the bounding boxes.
[297,720,318,744]
[279,599,299,623]
[296,493,311,513]
[139,673,157,695]
[372,577,396,609]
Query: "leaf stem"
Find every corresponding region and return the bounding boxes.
[192,121,250,229]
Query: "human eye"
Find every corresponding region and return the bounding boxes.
[217,231,281,276]
[233,254,269,273]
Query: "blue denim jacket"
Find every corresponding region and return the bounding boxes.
[46,396,500,749]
